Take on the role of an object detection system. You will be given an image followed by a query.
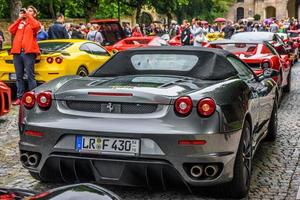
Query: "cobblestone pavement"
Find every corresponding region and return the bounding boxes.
[1,64,300,199]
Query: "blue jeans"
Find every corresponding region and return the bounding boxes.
[13,53,37,99]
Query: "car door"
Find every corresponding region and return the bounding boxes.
[227,56,273,144]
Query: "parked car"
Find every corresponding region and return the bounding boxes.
[207,40,292,94]
[277,32,299,63]
[0,39,111,86]
[90,19,126,51]
[19,47,278,198]
[111,36,168,52]
[0,81,11,116]
[0,183,120,200]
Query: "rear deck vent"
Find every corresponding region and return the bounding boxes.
[66,101,157,114]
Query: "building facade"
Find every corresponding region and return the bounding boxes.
[226,0,300,21]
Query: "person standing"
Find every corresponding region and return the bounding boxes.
[190,21,205,47]
[48,13,69,39]
[180,20,191,46]
[222,21,235,39]
[8,6,40,105]
[0,29,4,50]
[37,25,48,41]
[87,24,104,44]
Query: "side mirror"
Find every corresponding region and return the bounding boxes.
[263,68,279,79]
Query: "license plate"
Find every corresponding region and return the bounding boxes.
[9,73,28,80]
[75,136,140,156]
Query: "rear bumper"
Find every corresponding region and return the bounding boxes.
[19,128,242,187]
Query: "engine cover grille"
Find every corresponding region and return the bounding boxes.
[66,101,158,114]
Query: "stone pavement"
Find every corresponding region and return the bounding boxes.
[1,64,300,199]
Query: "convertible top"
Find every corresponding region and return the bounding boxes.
[210,39,264,45]
[91,47,238,80]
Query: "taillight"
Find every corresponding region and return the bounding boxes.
[197,98,216,117]
[174,96,193,116]
[46,57,53,64]
[36,91,52,109]
[55,57,63,64]
[21,92,35,109]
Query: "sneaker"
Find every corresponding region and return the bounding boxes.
[12,99,21,106]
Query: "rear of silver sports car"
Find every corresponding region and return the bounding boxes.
[18,83,243,188]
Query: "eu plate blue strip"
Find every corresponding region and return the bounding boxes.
[76,135,82,150]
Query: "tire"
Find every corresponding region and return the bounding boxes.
[219,121,252,198]
[283,72,291,93]
[76,66,89,77]
[264,100,278,142]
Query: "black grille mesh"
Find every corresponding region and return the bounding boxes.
[66,101,158,114]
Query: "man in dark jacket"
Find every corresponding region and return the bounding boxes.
[48,13,69,39]
[181,20,191,46]
[222,21,235,39]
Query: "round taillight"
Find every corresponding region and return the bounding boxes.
[55,57,63,64]
[21,92,35,109]
[174,96,193,116]
[46,57,53,64]
[197,98,216,117]
[36,91,52,109]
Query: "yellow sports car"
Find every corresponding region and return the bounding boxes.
[0,39,111,85]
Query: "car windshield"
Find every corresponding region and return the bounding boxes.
[38,42,72,52]
[231,32,274,41]
[211,43,259,53]
[131,54,198,71]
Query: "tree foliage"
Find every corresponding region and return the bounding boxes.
[1,0,234,24]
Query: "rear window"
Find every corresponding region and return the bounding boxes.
[131,54,198,71]
[39,42,72,52]
[289,32,299,37]
[124,39,151,45]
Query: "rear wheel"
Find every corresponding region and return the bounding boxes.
[218,121,252,198]
[283,72,291,93]
[264,100,278,142]
[76,66,89,77]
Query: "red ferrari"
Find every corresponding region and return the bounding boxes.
[169,35,181,46]
[110,36,168,52]
[0,81,11,116]
[207,40,292,93]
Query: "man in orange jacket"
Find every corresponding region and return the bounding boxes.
[8,5,40,105]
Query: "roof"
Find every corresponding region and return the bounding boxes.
[210,39,264,45]
[231,32,276,42]
[90,19,119,23]
[92,46,238,80]
[123,36,157,40]
[287,30,300,33]
[38,39,88,44]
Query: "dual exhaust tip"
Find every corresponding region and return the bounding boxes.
[20,153,40,167]
[190,165,219,178]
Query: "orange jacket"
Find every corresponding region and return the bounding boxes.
[8,14,41,54]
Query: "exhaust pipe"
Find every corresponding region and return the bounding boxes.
[28,154,39,166]
[204,165,218,177]
[190,165,203,178]
[20,153,29,165]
